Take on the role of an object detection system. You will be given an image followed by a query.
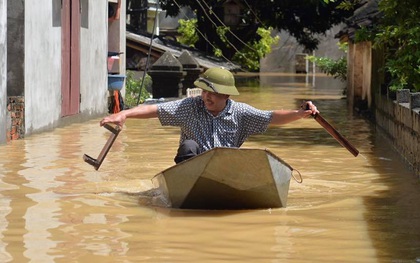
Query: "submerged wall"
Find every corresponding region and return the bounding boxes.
[375,91,420,177]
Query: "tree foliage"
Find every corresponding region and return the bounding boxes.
[372,0,420,91]
[160,0,354,64]
[232,27,279,71]
[307,42,348,82]
[124,71,152,107]
[177,18,199,47]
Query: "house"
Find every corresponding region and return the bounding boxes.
[1,0,126,144]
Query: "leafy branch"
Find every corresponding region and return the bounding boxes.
[306,42,348,82]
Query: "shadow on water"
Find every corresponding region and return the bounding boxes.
[362,129,420,261]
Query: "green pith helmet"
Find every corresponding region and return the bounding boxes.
[193,67,239,95]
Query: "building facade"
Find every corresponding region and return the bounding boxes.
[1,0,126,143]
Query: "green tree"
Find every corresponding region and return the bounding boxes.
[232,27,279,71]
[177,18,199,47]
[124,71,151,107]
[160,0,355,65]
[306,42,348,82]
[373,0,420,92]
[349,0,420,92]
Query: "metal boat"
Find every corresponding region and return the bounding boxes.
[152,147,293,210]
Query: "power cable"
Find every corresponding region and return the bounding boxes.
[135,0,159,105]
[242,0,264,25]
[171,0,235,64]
[194,0,242,54]
[193,0,258,66]
[200,0,258,53]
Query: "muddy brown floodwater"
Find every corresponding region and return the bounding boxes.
[1,73,419,263]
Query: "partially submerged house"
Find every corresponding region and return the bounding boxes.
[337,0,420,176]
[1,0,126,144]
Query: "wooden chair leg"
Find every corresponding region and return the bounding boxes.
[83,124,121,170]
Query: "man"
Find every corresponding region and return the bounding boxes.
[100,67,319,163]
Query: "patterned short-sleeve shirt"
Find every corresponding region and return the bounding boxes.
[157,96,273,152]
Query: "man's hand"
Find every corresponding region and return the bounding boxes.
[100,112,126,128]
[301,101,319,117]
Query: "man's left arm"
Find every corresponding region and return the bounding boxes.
[270,101,318,125]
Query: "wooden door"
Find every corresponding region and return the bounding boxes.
[61,0,80,117]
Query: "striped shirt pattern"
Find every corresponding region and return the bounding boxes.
[157,96,273,152]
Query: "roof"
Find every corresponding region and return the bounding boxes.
[336,0,382,41]
[126,32,243,72]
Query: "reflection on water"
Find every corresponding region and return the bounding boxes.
[0,74,419,262]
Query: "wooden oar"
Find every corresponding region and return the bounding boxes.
[312,113,359,157]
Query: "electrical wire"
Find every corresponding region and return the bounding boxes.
[200,0,257,53]
[194,0,242,54]
[135,0,159,105]
[134,0,259,104]
[187,0,259,67]
[171,0,235,64]
[242,0,264,25]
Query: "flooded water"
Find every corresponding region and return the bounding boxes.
[1,73,420,262]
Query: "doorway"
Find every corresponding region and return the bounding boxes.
[61,0,81,117]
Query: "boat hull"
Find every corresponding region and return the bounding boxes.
[152,147,293,210]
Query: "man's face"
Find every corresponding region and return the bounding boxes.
[201,90,229,115]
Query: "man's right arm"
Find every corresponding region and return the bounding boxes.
[100,104,159,127]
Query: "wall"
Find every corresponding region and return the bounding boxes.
[260,24,346,73]
[107,0,126,90]
[24,0,62,134]
[347,39,419,175]
[7,97,24,141]
[347,41,373,110]
[375,91,420,177]
[0,0,6,144]
[6,0,24,97]
[344,37,418,176]
[5,0,25,141]
[78,0,109,117]
[23,0,110,136]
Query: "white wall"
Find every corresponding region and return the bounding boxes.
[79,0,109,115]
[24,0,110,135]
[0,0,7,144]
[108,0,126,95]
[24,0,62,134]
